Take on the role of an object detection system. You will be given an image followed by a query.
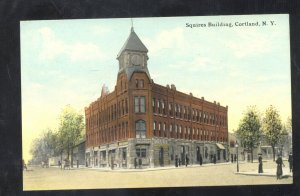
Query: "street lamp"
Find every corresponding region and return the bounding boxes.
[235,141,239,172]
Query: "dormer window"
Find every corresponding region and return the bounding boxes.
[139,80,144,88]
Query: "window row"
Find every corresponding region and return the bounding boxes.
[87,122,129,146]
[152,98,227,127]
[153,121,227,142]
[86,98,129,130]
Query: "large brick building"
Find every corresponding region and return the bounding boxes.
[85,27,229,168]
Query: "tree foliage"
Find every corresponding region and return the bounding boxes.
[262,105,283,161]
[236,106,261,163]
[29,129,57,164]
[29,105,84,167]
[58,105,84,166]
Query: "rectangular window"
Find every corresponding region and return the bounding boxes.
[125,99,128,114]
[153,98,156,113]
[162,100,165,115]
[134,97,139,112]
[122,100,124,115]
[136,149,147,158]
[140,97,145,112]
[179,105,182,118]
[135,96,146,113]
[169,103,173,116]
[139,80,144,88]
[135,79,138,88]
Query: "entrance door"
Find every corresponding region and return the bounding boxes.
[159,147,164,166]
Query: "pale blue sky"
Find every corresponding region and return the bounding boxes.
[21,14,291,161]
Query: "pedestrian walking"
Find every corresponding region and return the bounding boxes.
[22,159,27,171]
[138,158,142,169]
[199,154,203,166]
[288,152,293,172]
[258,154,263,173]
[213,154,217,164]
[134,157,137,169]
[231,154,233,163]
[234,154,237,162]
[76,159,79,168]
[185,154,189,167]
[178,158,181,166]
[175,155,178,167]
[276,155,285,180]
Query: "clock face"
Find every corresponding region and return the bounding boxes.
[131,54,141,66]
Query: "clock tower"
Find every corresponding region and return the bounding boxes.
[117,27,151,80]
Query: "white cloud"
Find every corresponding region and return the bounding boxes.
[143,27,187,56]
[168,55,218,72]
[255,75,287,82]
[38,27,106,62]
[90,25,111,36]
[221,28,271,59]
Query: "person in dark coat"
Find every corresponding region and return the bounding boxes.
[258,154,263,173]
[213,154,217,164]
[276,155,285,180]
[134,157,137,169]
[175,155,178,167]
[185,154,189,167]
[288,153,293,172]
[22,159,27,171]
[234,154,237,162]
[199,154,203,166]
[138,158,142,169]
[231,154,233,163]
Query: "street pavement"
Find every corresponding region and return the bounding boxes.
[23,160,293,190]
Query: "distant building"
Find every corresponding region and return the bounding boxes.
[228,131,292,162]
[73,140,86,166]
[85,27,229,168]
[48,140,86,167]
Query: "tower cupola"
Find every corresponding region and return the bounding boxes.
[117,27,150,80]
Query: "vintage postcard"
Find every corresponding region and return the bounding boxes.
[21,14,292,190]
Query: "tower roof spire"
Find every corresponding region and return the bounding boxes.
[117,26,148,58]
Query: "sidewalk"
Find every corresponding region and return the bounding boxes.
[82,162,232,172]
[235,167,293,177]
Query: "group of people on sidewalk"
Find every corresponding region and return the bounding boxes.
[174,153,209,168]
[257,152,293,180]
[275,152,293,180]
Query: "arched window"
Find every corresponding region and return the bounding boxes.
[136,120,146,139]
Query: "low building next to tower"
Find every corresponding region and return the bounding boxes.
[84,27,229,169]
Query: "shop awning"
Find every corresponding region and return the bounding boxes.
[216,143,225,150]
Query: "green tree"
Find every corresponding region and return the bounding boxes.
[58,105,84,167]
[30,129,57,165]
[262,105,283,161]
[236,106,261,163]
